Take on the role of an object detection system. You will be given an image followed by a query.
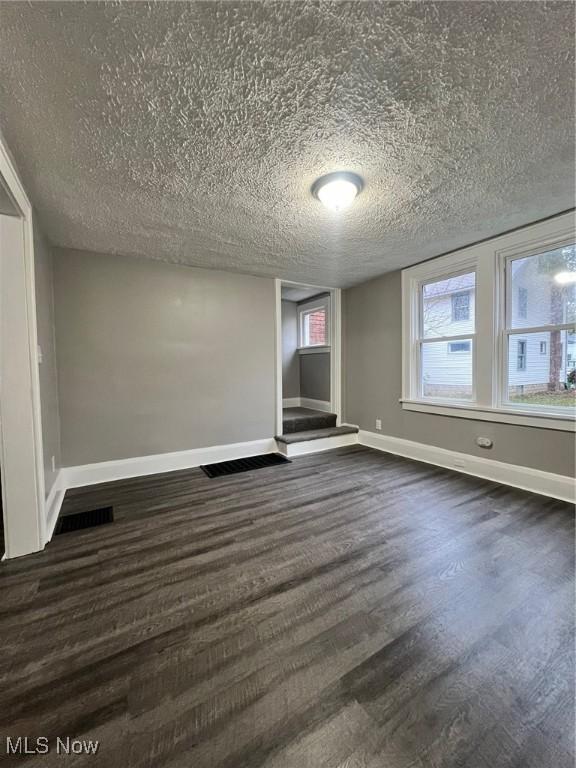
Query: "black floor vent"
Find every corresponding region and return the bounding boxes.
[55,506,114,535]
[201,453,291,478]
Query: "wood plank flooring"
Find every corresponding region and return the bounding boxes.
[0,445,574,767]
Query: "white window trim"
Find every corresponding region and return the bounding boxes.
[402,211,576,432]
[298,345,330,356]
[298,296,330,349]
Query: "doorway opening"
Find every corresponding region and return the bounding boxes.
[275,280,343,443]
[0,154,46,559]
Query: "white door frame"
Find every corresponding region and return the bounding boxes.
[274,278,342,436]
[0,134,46,558]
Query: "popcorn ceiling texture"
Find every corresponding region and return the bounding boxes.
[0,1,574,287]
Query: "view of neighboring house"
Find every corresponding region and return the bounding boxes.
[421,272,476,399]
[422,245,576,403]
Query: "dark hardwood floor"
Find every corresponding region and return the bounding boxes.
[0,445,574,767]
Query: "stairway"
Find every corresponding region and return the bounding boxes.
[282,407,336,433]
[276,407,358,457]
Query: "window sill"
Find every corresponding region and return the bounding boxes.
[298,346,330,355]
[400,399,575,432]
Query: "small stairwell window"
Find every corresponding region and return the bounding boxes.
[301,308,326,346]
[298,296,330,348]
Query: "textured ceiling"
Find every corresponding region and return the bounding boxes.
[0,1,574,288]
[281,285,327,302]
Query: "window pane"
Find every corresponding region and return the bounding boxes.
[421,339,473,400]
[448,341,471,353]
[422,272,475,338]
[506,331,576,410]
[303,309,326,346]
[509,244,576,329]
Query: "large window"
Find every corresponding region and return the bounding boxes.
[402,213,575,430]
[505,245,576,409]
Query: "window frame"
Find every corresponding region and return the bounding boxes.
[498,245,576,416]
[417,268,477,404]
[402,212,575,432]
[297,296,330,350]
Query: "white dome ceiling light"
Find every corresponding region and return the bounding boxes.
[312,171,363,212]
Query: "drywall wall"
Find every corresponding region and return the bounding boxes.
[300,353,330,402]
[343,270,576,477]
[33,222,61,496]
[54,249,275,465]
[282,300,299,399]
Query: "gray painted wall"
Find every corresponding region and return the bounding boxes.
[281,300,299,399]
[54,249,275,465]
[283,295,331,402]
[300,353,330,402]
[297,292,331,402]
[343,270,576,477]
[34,222,61,497]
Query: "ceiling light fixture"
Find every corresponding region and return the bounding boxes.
[312,171,363,212]
[554,271,576,285]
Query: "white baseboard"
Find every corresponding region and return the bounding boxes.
[359,430,575,503]
[299,397,332,413]
[45,469,66,542]
[282,397,332,413]
[43,438,278,545]
[63,438,278,491]
[278,432,358,457]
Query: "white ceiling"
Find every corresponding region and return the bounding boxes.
[0,1,574,288]
[281,285,327,303]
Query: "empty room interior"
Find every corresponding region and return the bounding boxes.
[0,1,575,766]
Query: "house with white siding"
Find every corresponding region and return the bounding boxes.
[423,259,575,399]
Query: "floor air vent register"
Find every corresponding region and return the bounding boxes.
[55,506,114,535]
[201,453,291,478]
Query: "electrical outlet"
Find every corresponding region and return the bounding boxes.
[375,418,382,431]
[37,344,43,364]
[51,455,55,472]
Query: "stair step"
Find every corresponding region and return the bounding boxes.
[276,425,359,445]
[282,407,337,434]
[276,425,359,457]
